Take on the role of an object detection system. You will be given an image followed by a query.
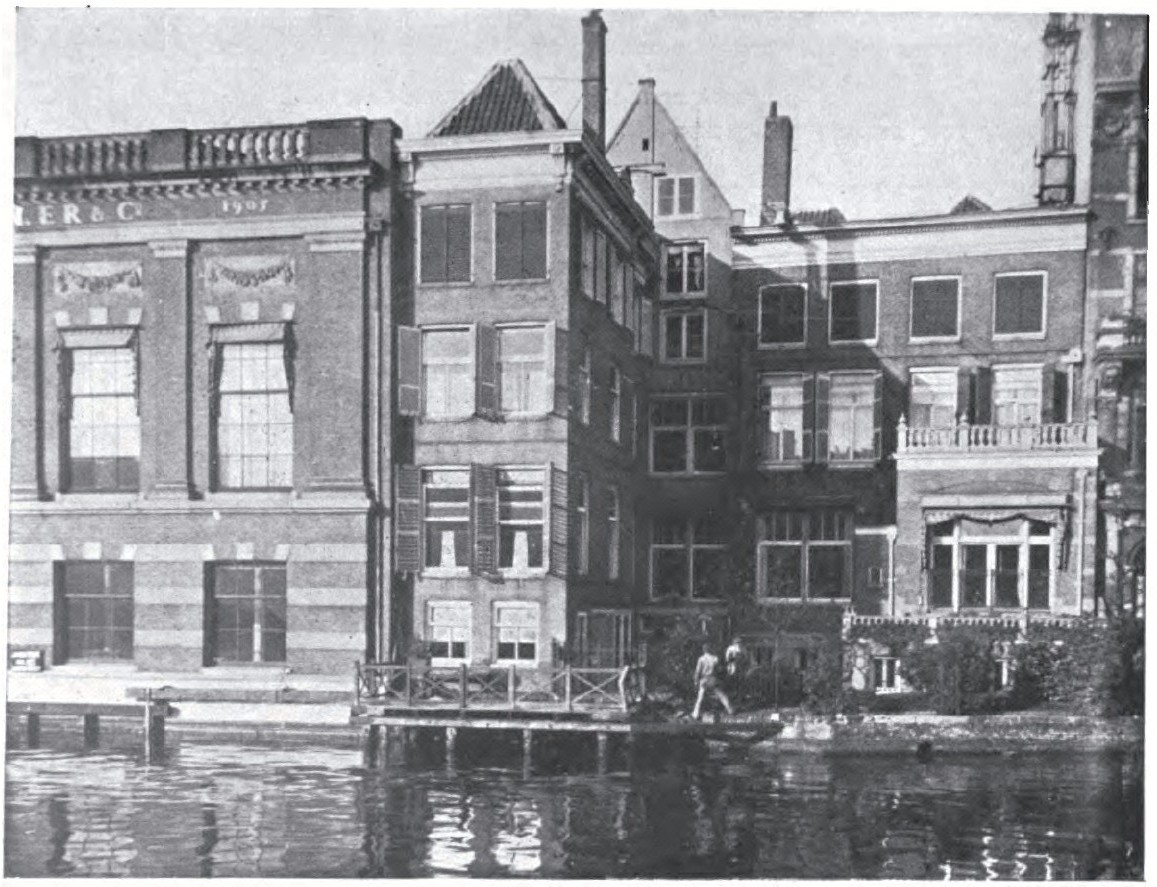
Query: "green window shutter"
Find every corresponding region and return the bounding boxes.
[548,463,569,578]
[471,464,498,575]
[475,324,498,419]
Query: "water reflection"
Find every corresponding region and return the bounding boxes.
[4,730,1142,879]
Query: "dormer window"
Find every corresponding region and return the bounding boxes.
[656,175,697,218]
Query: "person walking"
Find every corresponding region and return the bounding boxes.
[691,642,733,721]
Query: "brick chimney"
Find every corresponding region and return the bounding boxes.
[582,10,607,150]
[760,101,793,226]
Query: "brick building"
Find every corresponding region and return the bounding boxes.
[10,118,402,675]
[390,12,660,670]
[1036,14,1148,618]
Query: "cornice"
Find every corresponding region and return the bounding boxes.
[15,165,375,204]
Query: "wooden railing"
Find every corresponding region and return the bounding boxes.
[354,663,626,711]
[187,126,309,169]
[39,135,149,177]
[897,417,1095,454]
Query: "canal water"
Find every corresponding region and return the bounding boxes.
[4,728,1143,879]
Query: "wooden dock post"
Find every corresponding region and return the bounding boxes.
[362,726,377,768]
[144,696,165,760]
[25,712,40,748]
[83,713,100,747]
[596,732,609,775]
[445,726,458,770]
[522,729,533,775]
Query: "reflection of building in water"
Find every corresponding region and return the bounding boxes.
[54,793,137,876]
[489,798,543,874]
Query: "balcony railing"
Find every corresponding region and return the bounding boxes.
[187,126,309,169]
[896,416,1095,455]
[844,609,1082,636]
[354,663,627,712]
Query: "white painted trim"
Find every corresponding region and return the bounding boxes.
[399,129,583,156]
[757,282,808,348]
[908,275,962,343]
[732,216,1087,270]
[828,279,879,345]
[658,306,708,364]
[896,451,1098,470]
[660,239,708,300]
[992,271,1048,340]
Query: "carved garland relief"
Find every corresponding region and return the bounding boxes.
[52,261,143,298]
[204,255,295,292]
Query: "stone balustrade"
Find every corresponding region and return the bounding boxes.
[39,135,150,178]
[896,416,1096,454]
[187,127,309,169]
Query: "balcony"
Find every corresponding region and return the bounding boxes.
[844,609,1082,638]
[896,416,1096,457]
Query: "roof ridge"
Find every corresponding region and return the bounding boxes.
[428,58,565,138]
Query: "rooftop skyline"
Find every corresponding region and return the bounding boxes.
[17,8,1052,221]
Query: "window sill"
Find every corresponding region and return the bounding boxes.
[829,338,879,347]
[496,411,554,422]
[661,292,707,300]
[499,569,548,580]
[648,471,728,478]
[909,335,962,345]
[757,461,808,471]
[204,490,294,506]
[418,280,475,288]
[824,459,878,469]
[992,332,1046,341]
[53,492,141,506]
[757,341,807,350]
[422,568,471,579]
[421,414,481,423]
[493,660,540,668]
[659,358,707,366]
[493,276,549,285]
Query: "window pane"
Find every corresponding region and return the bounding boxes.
[677,177,695,214]
[961,546,987,607]
[830,283,877,341]
[664,315,684,358]
[521,203,547,279]
[657,178,675,216]
[421,205,448,282]
[693,429,726,472]
[651,399,689,426]
[685,313,705,359]
[692,548,724,599]
[764,376,805,461]
[911,279,959,338]
[994,545,1020,607]
[1028,545,1051,609]
[764,547,802,598]
[652,429,688,472]
[929,545,954,608]
[495,203,523,281]
[653,549,689,597]
[829,374,875,460]
[994,274,1044,335]
[808,547,846,599]
[446,205,472,283]
[910,370,957,428]
[686,245,705,292]
[665,248,685,294]
[760,286,805,345]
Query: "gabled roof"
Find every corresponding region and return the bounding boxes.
[429,59,566,138]
[950,195,993,215]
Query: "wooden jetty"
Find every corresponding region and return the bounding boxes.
[352,662,779,773]
[7,693,174,758]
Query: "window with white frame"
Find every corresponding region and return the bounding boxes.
[65,343,140,492]
[992,366,1042,426]
[494,603,539,663]
[656,175,697,218]
[650,517,726,599]
[607,487,621,581]
[828,372,876,461]
[661,309,706,362]
[909,368,957,428]
[993,272,1046,337]
[759,284,806,346]
[829,281,878,343]
[910,277,961,341]
[759,509,852,601]
[427,601,471,663]
[494,201,547,281]
[497,468,545,571]
[664,242,706,297]
[609,366,622,442]
[422,469,471,571]
[578,350,592,424]
[650,395,727,474]
[927,519,1053,611]
[497,325,549,416]
[214,341,293,490]
[872,656,900,693]
[760,374,808,463]
[422,328,474,418]
[576,473,590,575]
[207,562,286,664]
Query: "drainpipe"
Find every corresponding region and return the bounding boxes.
[886,525,898,617]
[1075,468,1087,614]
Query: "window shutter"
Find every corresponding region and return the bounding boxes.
[814,372,831,463]
[523,202,547,279]
[956,367,973,423]
[420,206,447,283]
[471,464,498,574]
[494,203,521,281]
[550,322,568,418]
[395,465,422,574]
[622,378,634,450]
[973,366,993,425]
[1041,362,1057,424]
[872,371,884,459]
[396,326,422,417]
[446,205,471,283]
[548,463,569,578]
[475,324,498,419]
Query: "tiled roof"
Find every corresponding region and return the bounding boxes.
[790,207,846,227]
[429,59,566,138]
[950,195,993,215]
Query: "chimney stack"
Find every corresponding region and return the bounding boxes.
[582,10,607,150]
[760,101,793,226]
